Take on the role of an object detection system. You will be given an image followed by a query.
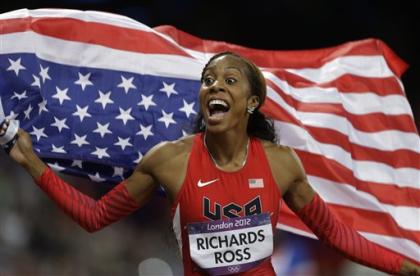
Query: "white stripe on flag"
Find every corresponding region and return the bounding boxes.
[360,232,420,262]
[276,223,420,262]
[0,8,153,33]
[264,72,412,116]
[274,121,419,189]
[0,32,204,80]
[285,55,396,82]
[267,89,419,153]
[308,175,420,231]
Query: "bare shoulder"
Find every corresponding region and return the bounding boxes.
[261,140,298,166]
[260,140,305,194]
[139,135,194,174]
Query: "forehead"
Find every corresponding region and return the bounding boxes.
[205,55,247,74]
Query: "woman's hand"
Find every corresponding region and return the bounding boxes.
[10,128,37,167]
[0,120,46,178]
[1,120,33,165]
[400,259,420,276]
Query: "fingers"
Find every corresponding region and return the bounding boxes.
[0,119,10,136]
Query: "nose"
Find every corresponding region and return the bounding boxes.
[209,79,226,93]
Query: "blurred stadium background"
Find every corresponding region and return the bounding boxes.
[0,0,417,275]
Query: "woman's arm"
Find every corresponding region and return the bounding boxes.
[271,146,419,275]
[34,167,147,233]
[2,125,158,233]
[293,189,419,275]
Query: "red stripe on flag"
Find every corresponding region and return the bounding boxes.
[279,200,419,244]
[1,16,409,80]
[295,149,420,207]
[320,75,406,96]
[262,100,419,206]
[266,79,417,133]
[0,17,191,57]
[265,69,405,97]
[261,100,420,170]
[303,125,419,169]
[154,25,408,76]
[2,17,407,76]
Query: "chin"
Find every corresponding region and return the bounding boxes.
[204,123,228,134]
[203,112,246,134]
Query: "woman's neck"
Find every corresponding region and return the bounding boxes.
[204,131,249,170]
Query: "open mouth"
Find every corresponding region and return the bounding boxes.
[207,99,230,118]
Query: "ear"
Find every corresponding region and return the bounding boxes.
[247,95,260,109]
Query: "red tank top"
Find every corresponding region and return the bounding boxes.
[171,134,281,276]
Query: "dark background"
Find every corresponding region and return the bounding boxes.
[1,0,418,128]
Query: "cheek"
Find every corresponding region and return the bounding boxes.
[198,88,207,111]
[232,89,250,108]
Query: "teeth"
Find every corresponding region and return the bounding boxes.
[209,99,228,107]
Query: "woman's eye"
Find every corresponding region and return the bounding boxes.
[226,78,236,85]
[204,77,214,86]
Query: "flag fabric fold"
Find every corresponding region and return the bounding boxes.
[0,8,418,262]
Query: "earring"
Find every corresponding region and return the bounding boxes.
[247,106,255,114]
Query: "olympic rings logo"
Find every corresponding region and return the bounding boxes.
[227,265,241,273]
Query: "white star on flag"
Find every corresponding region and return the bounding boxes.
[91,147,110,159]
[31,74,41,88]
[52,144,66,153]
[88,172,106,182]
[179,100,197,118]
[93,122,112,138]
[7,57,26,76]
[51,117,69,132]
[116,107,134,125]
[137,124,154,140]
[138,94,156,111]
[39,65,51,82]
[117,75,136,93]
[23,104,33,119]
[48,162,66,172]
[159,81,178,97]
[52,86,71,105]
[95,90,114,109]
[71,134,89,147]
[71,160,83,168]
[134,152,143,164]
[74,72,93,91]
[114,137,132,150]
[11,90,27,100]
[72,105,92,122]
[38,99,48,115]
[30,126,48,141]
[113,167,124,178]
[158,110,176,128]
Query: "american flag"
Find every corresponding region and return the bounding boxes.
[1,9,418,262]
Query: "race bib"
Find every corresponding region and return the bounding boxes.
[187,213,273,275]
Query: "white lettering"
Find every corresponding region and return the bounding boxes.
[207,221,234,231]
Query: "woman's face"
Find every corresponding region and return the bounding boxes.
[199,55,257,134]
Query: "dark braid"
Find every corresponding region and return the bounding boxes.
[193,52,277,143]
